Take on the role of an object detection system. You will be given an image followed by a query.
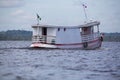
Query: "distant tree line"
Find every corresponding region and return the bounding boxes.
[103,33,120,42]
[0,30,120,42]
[0,30,32,40]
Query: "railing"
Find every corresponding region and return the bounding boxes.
[32,35,56,43]
[81,32,100,42]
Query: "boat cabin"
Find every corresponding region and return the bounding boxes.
[31,21,102,49]
[80,22,100,42]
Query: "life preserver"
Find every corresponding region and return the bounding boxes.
[83,42,88,48]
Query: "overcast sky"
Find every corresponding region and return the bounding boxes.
[0,0,120,32]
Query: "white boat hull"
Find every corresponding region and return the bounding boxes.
[30,43,57,49]
[30,38,102,49]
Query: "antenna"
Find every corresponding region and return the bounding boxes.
[82,4,88,22]
[78,1,88,22]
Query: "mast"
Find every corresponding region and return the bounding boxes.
[78,1,88,22]
[82,4,88,22]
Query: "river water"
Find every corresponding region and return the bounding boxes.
[0,41,120,80]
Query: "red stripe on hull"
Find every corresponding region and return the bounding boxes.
[56,38,100,46]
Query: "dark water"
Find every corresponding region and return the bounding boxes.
[0,41,120,80]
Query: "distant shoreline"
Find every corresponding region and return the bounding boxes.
[0,30,32,41]
[0,30,120,42]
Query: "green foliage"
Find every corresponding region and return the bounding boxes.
[103,33,120,42]
[0,30,32,41]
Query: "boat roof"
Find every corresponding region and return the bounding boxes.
[32,21,100,29]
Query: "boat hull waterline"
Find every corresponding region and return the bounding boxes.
[30,38,102,49]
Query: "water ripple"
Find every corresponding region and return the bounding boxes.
[0,41,120,80]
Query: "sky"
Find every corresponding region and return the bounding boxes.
[0,0,120,32]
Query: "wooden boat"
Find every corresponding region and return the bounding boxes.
[30,21,103,49]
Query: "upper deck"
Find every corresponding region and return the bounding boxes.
[32,21,100,29]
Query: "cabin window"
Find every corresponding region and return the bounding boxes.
[94,26,98,33]
[82,27,88,34]
[83,27,88,31]
[82,27,92,35]
[64,28,66,31]
[58,28,60,31]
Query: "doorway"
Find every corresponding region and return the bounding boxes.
[42,27,47,43]
[42,27,47,35]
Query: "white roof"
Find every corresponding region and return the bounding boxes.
[32,21,100,29]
